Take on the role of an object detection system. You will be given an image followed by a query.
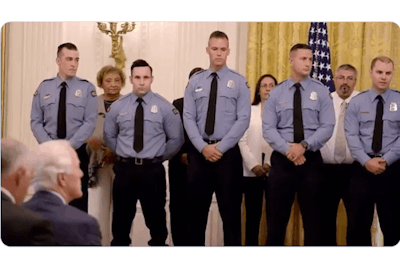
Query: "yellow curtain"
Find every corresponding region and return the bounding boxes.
[1,24,7,138]
[246,22,400,246]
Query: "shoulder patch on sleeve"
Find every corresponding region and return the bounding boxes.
[33,90,38,97]
[172,108,179,115]
[107,106,111,112]
[246,82,250,89]
[329,92,333,99]
[91,91,97,97]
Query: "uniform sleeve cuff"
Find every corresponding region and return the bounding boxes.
[382,151,398,166]
[276,143,291,156]
[358,153,372,167]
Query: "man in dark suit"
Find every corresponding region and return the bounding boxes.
[168,67,203,246]
[23,140,102,245]
[1,138,54,246]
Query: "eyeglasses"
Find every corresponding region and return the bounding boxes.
[336,76,356,82]
[260,84,275,89]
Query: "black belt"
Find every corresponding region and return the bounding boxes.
[116,155,163,165]
[203,139,221,144]
[368,154,384,158]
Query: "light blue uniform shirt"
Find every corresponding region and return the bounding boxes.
[103,90,184,161]
[263,77,335,155]
[183,66,251,153]
[30,75,98,149]
[345,88,400,166]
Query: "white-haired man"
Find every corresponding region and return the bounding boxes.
[1,138,54,246]
[23,140,101,245]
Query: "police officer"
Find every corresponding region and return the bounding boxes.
[319,64,359,245]
[183,31,251,246]
[345,56,400,246]
[104,59,184,246]
[168,67,203,246]
[262,43,335,246]
[30,42,97,213]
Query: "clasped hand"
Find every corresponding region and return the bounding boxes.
[286,143,306,166]
[365,157,387,175]
[202,143,222,162]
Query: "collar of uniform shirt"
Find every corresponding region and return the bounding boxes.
[131,90,153,105]
[56,74,75,88]
[368,87,390,103]
[206,66,229,80]
[287,76,312,90]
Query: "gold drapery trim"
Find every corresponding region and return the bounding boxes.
[1,23,7,138]
[246,22,400,246]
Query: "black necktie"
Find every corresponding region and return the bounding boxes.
[205,72,218,136]
[372,95,384,153]
[57,82,67,139]
[134,98,144,153]
[293,82,304,143]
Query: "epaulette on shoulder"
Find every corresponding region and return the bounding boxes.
[228,69,245,78]
[188,70,205,82]
[352,90,368,99]
[276,79,287,87]
[390,89,400,93]
[310,78,324,86]
[154,93,172,105]
[40,77,56,84]
[117,93,130,101]
[76,77,90,83]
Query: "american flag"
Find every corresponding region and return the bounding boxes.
[308,22,335,93]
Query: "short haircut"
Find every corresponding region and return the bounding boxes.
[130,59,153,76]
[1,138,30,177]
[370,56,394,70]
[57,42,78,58]
[96,65,126,88]
[336,64,358,78]
[209,31,229,41]
[189,67,204,79]
[31,140,73,192]
[252,74,278,105]
[290,43,312,56]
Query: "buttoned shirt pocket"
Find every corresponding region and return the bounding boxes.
[67,97,86,121]
[276,101,292,128]
[40,95,56,124]
[383,110,400,136]
[359,112,375,136]
[302,100,320,128]
[194,90,208,114]
[219,89,238,114]
[117,113,133,135]
[144,114,163,136]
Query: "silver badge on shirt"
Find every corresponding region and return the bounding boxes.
[75,89,82,98]
[390,102,398,112]
[310,92,318,100]
[151,105,158,113]
[227,80,234,88]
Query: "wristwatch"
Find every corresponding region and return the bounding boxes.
[300,140,308,150]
